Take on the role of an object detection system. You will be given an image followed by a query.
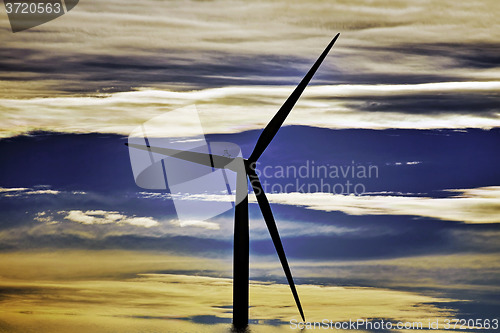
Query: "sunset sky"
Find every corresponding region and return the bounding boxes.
[1,0,499,332]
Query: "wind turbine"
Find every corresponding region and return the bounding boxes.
[126,33,340,329]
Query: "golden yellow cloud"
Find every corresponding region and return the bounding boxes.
[0,250,494,332]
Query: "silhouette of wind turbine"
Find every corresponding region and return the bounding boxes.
[126,33,340,329]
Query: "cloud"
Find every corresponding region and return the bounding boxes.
[0,252,458,331]
[0,82,499,138]
[262,186,500,224]
[171,219,220,230]
[1,183,498,260]
[252,253,500,293]
[0,250,496,332]
[124,216,159,228]
[50,208,357,239]
[63,210,159,228]
[0,0,499,131]
[161,186,500,224]
[0,187,29,192]
[0,250,231,280]
[385,161,422,166]
[0,187,60,197]
[0,188,361,250]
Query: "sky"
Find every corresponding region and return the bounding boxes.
[0,0,499,332]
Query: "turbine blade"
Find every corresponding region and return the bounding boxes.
[248,33,340,163]
[246,166,305,321]
[126,143,240,171]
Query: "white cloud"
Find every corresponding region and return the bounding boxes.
[386,161,422,166]
[124,216,161,228]
[171,219,220,230]
[1,82,499,138]
[263,186,500,224]
[0,187,29,192]
[139,192,172,200]
[37,205,359,240]
[25,189,61,195]
[64,210,97,224]
[251,219,361,238]
[15,185,500,241]
[0,187,60,197]
[34,211,53,223]
[62,210,159,228]
[167,186,500,224]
